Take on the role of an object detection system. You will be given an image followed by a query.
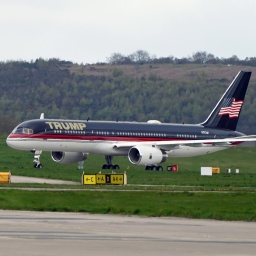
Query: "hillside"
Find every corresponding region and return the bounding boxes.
[1,59,256,134]
[70,63,256,81]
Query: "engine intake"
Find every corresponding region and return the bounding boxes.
[128,146,167,165]
[51,151,88,164]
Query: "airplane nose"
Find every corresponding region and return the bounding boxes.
[6,134,17,149]
[6,135,12,147]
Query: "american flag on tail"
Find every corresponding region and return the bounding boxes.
[218,98,243,118]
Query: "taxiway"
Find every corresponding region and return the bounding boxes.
[0,210,255,256]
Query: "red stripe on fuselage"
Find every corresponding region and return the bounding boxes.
[7,133,184,142]
[7,133,242,146]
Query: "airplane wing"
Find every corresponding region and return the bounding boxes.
[113,135,256,151]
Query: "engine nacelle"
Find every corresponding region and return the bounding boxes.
[51,151,88,164]
[128,146,167,165]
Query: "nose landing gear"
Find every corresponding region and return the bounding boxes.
[33,150,43,168]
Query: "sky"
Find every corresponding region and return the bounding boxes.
[1,0,256,64]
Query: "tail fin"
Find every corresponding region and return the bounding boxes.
[201,71,251,131]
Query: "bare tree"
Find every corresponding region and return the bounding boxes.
[106,53,125,64]
[192,51,215,64]
[130,50,151,64]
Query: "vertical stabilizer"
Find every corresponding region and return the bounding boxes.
[201,71,251,131]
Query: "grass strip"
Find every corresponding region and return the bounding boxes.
[0,190,255,221]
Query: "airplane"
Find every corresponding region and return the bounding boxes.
[6,71,256,171]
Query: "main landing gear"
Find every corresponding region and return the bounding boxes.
[102,155,120,170]
[145,165,163,171]
[33,150,43,168]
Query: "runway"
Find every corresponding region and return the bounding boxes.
[0,210,255,256]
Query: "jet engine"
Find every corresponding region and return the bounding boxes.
[128,146,167,165]
[51,151,88,164]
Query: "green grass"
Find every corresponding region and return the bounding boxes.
[2,139,256,188]
[0,190,255,220]
[1,135,256,220]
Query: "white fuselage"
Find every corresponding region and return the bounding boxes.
[6,137,229,158]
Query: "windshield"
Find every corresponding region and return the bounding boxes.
[12,127,34,134]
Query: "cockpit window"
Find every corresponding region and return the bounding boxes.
[23,128,33,134]
[12,127,34,134]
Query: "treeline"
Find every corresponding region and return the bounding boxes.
[106,50,256,66]
[0,58,256,134]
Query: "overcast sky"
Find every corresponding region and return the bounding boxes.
[1,0,256,64]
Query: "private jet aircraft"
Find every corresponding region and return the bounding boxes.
[6,71,256,170]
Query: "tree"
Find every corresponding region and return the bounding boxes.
[192,51,215,64]
[129,50,151,64]
[106,53,125,64]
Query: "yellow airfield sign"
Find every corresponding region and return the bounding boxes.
[96,174,106,184]
[82,173,127,185]
[82,174,96,185]
[111,174,125,185]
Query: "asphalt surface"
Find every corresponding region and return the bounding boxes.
[11,175,80,185]
[0,210,255,256]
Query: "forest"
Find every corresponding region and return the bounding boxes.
[1,51,256,135]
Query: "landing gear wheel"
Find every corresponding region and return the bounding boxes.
[102,164,120,170]
[152,165,157,171]
[102,164,108,169]
[145,165,154,170]
[34,163,43,169]
[102,156,120,170]
[145,165,163,171]
[157,166,163,171]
